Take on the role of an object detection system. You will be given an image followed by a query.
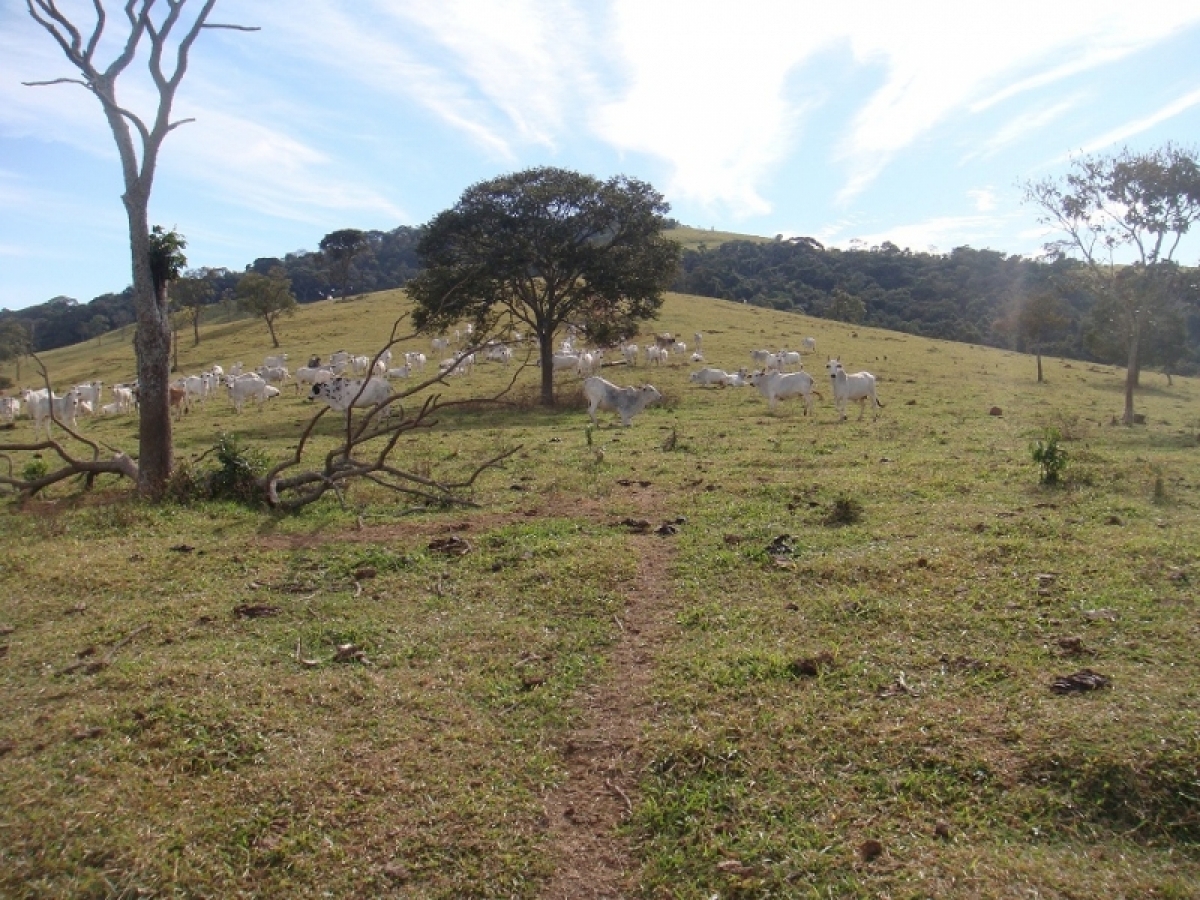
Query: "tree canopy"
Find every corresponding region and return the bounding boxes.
[319,228,369,300]
[236,268,296,348]
[407,167,681,405]
[1024,143,1200,423]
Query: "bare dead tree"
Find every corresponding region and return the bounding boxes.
[0,320,523,510]
[24,1,257,498]
[261,316,523,512]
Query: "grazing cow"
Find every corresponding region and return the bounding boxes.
[693,331,703,352]
[577,351,600,377]
[582,376,662,427]
[826,358,882,421]
[750,348,776,369]
[779,350,802,369]
[431,336,450,353]
[111,385,135,413]
[405,351,427,371]
[485,344,513,364]
[257,365,289,386]
[295,365,334,393]
[802,336,817,353]
[168,385,188,420]
[386,365,411,379]
[229,375,280,412]
[645,345,666,366]
[73,381,103,415]
[689,367,731,386]
[349,355,371,377]
[750,369,818,414]
[721,369,750,387]
[0,396,20,422]
[263,354,287,369]
[23,388,81,439]
[229,362,244,377]
[621,344,639,366]
[547,353,580,373]
[310,376,392,413]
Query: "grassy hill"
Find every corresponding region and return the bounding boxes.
[2,290,1199,898]
[666,224,774,251]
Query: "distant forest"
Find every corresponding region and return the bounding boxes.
[5,227,1200,375]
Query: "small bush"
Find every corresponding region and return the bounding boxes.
[207,434,269,505]
[20,457,48,482]
[1031,428,1068,485]
[824,495,863,526]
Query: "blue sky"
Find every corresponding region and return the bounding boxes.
[3,0,1200,311]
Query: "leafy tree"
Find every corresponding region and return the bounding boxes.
[0,318,32,380]
[236,268,296,348]
[319,228,368,300]
[24,1,256,498]
[827,288,866,324]
[1018,289,1072,382]
[1024,144,1200,424]
[172,269,216,346]
[407,167,681,406]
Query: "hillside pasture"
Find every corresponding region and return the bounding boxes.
[1,291,1199,898]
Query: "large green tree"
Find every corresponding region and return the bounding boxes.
[1024,144,1200,424]
[319,228,369,300]
[0,319,33,381]
[172,268,217,346]
[1018,289,1072,383]
[407,167,681,405]
[25,0,255,497]
[236,267,296,348]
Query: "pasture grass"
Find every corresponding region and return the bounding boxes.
[2,291,1199,898]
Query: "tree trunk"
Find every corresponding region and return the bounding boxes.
[128,192,174,497]
[1036,349,1043,384]
[1122,329,1140,426]
[538,331,555,406]
[266,316,280,348]
[192,311,201,346]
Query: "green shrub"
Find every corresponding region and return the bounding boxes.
[1031,428,1068,485]
[20,457,48,482]
[207,434,269,505]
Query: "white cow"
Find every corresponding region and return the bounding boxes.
[73,381,103,415]
[693,332,703,352]
[22,388,81,439]
[750,369,818,415]
[689,367,731,386]
[295,365,334,393]
[779,350,802,369]
[405,351,427,371]
[645,345,666,366]
[310,376,392,414]
[750,349,776,369]
[0,396,20,422]
[229,374,278,412]
[826,358,882,421]
[485,344,513,365]
[550,353,580,373]
[263,354,288,369]
[621,344,639,366]
[111,385,135,413]
[802,336,817,353]
[577,351,600,377]
[386,365,411,379]
[431,336,450,353]
[582,376,662,427]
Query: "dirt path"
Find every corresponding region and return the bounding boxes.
[538,527,680,900]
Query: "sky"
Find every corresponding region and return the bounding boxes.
[2,0,1200,311]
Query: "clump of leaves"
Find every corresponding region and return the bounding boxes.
[167,437,268,506]
[1031,428,1068,485]
[824,495,863,526]
[20,457,48,482]
[207,434,269,505]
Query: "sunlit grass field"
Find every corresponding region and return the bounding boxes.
[2,290,1198,898]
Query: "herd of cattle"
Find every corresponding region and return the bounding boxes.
[0,329,882,436]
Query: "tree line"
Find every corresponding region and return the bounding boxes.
[671,235,1200,377]
[0,225,423,355]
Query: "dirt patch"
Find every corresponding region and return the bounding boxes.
[538,494,680,899]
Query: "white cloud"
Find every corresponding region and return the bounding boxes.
[968,188,997,212]
[963,99,1080,162]
[838,214,1008,254]
[1078,87,1200,154]
[834,1,1200,202]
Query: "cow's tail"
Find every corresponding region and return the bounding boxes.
[875,397,884,408]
